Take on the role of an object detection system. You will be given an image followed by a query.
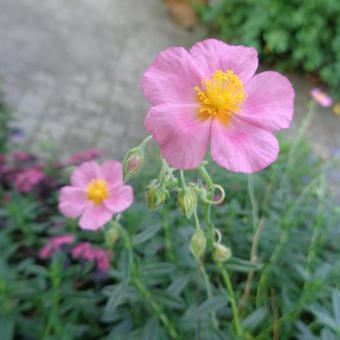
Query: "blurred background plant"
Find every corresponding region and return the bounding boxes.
[1,92,339,338]
[194,0,340,99]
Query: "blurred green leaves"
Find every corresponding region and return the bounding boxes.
[201,0,340,98]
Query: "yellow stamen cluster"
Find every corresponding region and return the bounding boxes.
[86,179,109,205]
[195,70,246,126]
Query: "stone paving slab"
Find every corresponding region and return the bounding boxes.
[0,0,339,189]
[0,0,205,159]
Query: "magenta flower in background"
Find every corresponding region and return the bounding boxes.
[59,160,133,230]
[94,249,111,272]
[39,234,75,259]
[12,150,33,162]
[15,167,45,193]
[71,242,111,272]
[311,88,333,108]
[142,39,295,173]
[72,242,96,261]
[0,154,6,165]
[67,148,101,166]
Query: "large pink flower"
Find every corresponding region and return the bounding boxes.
[59,160,133,230]
[142,39,295,173]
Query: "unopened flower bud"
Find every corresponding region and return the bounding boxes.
[178,188,197,219]
[105,222,120,249]
[146,180,168,211]
[190,229,206,259]
[164,174,178,190]
[123,146,145,182]
[213,243,232,262]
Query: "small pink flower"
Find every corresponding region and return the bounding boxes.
[142,39,295,173]
[311,88,332,108]
[40,234,75,259]
[71,242,96,260]
[0,154,6,165]
[12,150,32,162]
[95,249,111,272]
[67,148,101,165]
[59,160,133,230]
[15,167,45,193]
[71,242,111,272]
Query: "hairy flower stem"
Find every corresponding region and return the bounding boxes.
[198,166,243,338]
[116,222,178,339]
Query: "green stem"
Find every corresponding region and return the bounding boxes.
[256,172,324,307]
[162,209,175,262]
[115,222,178,339]
[198,166,243,337]
[193,206,201,231]
[200,261,219,330]
[217,262,243,338]
[140,135,153,147]
[198,166,215,247]
[248,175,258,232]
[257,175,328,338]
[180,170,187,190]
[43,259,62,337]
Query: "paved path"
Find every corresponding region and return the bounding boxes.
[0,0,204,158]
[0,0,339,175]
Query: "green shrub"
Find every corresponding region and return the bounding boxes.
[200,0,340,98]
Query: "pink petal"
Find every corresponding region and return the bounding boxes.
[79,204,113,231]
[210,118,279,173]
[238,72,295,131]
[104,185,133,213]
[99,160,123,188]
[71,161,100,187]
[58,186,87,218]
[145,103,211,169]
[142,47,203,105]
[190,39,258,84]
[39,245,52,259]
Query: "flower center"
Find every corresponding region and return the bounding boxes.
[195,70,246,126]
[86,179,109,205]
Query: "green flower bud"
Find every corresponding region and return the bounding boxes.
[213,243,232,262]
[123,146,145,182]
[105,221,120,249]
[190,229,206,259]
[146,180,168,211]
[178,187,197,219]
[164,173,178,190]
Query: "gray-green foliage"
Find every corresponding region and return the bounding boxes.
[0,137,339,338]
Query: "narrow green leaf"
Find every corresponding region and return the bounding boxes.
[0,316,14,340]
[142,317,160,340]
[152,290,185,310]
[167,275,189,296]
[224,257,263,273]
[242,307,266,331]
[140,262,175,279]
[198,295,228,314]
[132,224,161,246]
[332,290,340,325]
